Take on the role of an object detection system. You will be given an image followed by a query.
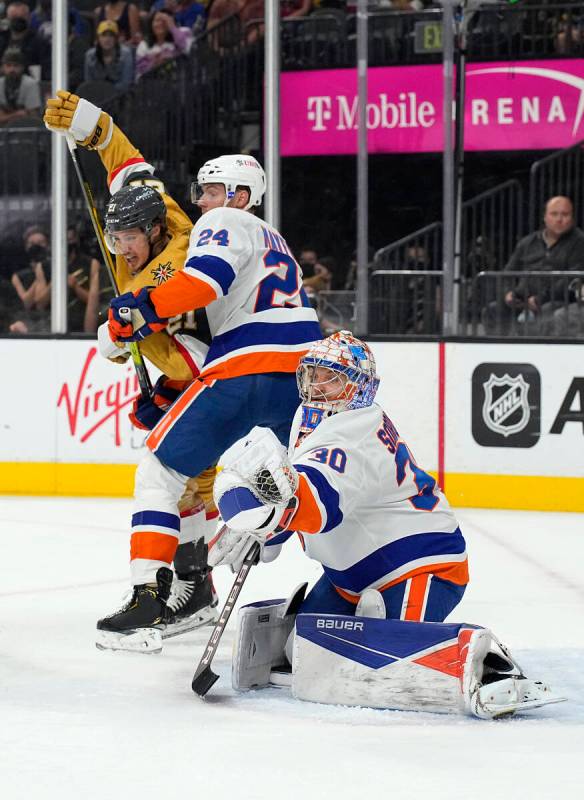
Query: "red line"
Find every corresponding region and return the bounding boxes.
[438,340,446,492]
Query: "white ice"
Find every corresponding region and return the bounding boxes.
[0,498,582,800]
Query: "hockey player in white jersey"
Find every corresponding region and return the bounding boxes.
[213,330,468,622]
[96,154,321,652]
[211,331,565,719]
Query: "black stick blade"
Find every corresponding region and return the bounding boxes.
[192,665,219,697]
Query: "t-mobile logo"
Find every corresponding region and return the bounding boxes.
[307,96,332,130]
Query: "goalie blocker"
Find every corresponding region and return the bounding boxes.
[232,595,565,719]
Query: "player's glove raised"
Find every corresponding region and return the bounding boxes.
[108,288,168,342]
[129,375,189,430]
[44,90,113,150]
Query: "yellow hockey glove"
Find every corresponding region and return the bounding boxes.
[44,90,113,150]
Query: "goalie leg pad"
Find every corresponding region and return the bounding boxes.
[292,615,566,717]
[292,614,480,714]
[232,583,307,691]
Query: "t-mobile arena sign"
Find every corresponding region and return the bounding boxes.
[280,60,584,155]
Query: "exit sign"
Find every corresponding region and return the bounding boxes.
[414,21,442,54]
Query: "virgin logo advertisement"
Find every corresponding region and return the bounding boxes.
[57,347,140,447]
[280,60,584,155]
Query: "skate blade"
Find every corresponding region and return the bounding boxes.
[162,605,220,639]
[95,627,164,654]
[487,694,566,718]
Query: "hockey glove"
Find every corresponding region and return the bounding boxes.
[208,526,283,574]
[44,90,113,150]
[97,321,131,364]
[129,375,189,430]
[213,426,299,533]
[108,288,168,343]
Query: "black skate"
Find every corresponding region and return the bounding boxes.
[96,567,173,654]
[165,539,219,637]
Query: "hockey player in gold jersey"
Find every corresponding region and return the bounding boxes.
[44,90,219,644]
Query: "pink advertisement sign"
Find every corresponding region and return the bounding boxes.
[280,60,584,155]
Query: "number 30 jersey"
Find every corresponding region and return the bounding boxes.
[282,403,469,602]
[149,206,322,380]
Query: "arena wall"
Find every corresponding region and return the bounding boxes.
[1,339,582,511]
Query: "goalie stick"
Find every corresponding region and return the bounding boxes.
[192,539,261,697]
[65,135,152,400]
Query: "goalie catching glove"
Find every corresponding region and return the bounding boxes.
[44,90,113,150]
[108,287,168,342]
[210,427,300,569]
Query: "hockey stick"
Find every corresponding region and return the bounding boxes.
[65,135,152,400]
[192,540,261,697]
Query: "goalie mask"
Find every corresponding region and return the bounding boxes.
[296,332,379,432]
[191,154,266,210]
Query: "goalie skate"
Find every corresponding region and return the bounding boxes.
[470,678,566,719]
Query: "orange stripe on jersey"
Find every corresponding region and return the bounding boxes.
[334,586,360,604]
[150,270,218,318]
[201,348,310,381]
[333,558,469,605]
[146,377,212,452]
[402,574,430,621]
[378,559,469,592]
[130,531,178,563]
[288,473,324,534]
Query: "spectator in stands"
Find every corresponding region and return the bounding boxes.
[6,224,105,334]
[303,256,334,297]
[135,8,192,79]
[95,1,141,45]
[84,20,135,92]
[149,0,206,33]
[343,246,375,291]
[8,225,51,333]
[0,1,50,79]
[207,1,312,47]
[33,10,89,91]
[482,196,584,335]
[299,245,318,271]
[555,8,584,56]
[0,48,41,125]
[66,225,102,333]
[30,1,87,41]
[67,12,90,93]
[552,279,584,337]
[83,258,117,333]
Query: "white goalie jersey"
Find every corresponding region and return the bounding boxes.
[281,403,469,601]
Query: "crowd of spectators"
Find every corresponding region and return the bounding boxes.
[1,2,584,337]
[0,219,114,334]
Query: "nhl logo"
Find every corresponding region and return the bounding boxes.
[472,362,541,448]
[482,373,530,437]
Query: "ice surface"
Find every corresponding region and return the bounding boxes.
[0,498,582,800]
